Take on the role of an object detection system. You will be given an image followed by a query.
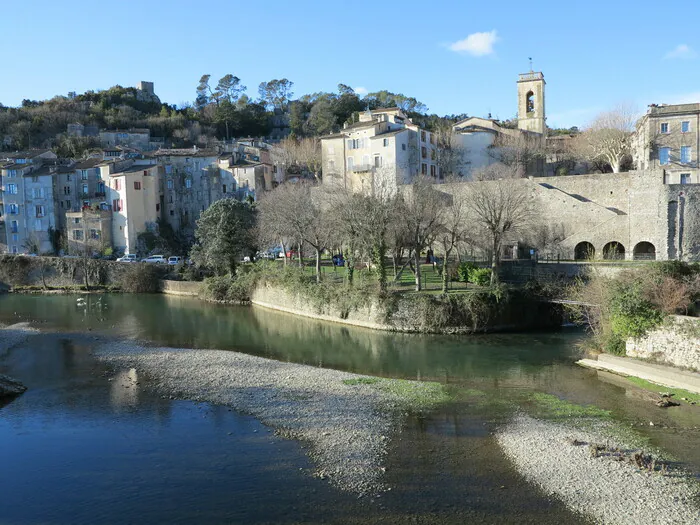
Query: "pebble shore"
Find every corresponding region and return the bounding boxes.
[95,341,443,495]
[497,414,700,525]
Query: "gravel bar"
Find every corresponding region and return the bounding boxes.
[497,414,700,524]
[95,341,444,495]
[0,323,38,353]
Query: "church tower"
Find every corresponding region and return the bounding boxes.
[517,71,546,135]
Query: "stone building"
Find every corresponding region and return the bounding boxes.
[440,168,700,262]
[99,129,151,150]
[321,108,438,194]
[633,103,700,184]
[65,208,112,255]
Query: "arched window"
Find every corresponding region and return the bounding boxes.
[526,91,535,114]
[574,241,595,260]
[633,242,656,261]
[603,242,625,260]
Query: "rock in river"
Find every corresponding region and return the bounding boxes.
[0,374,27,398]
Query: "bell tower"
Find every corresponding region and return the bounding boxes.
[517,71,546,135]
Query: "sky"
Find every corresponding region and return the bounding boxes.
[3,0,700,129]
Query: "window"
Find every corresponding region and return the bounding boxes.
[156,203,160,212]
[11,246,17,254]
[374,155,382,168]
[67,174,71,181]
[8,204,18,214]
[65,200,71,209]
[681,173,691,184]
[113,199,122,212]
[72,229,83,241]
[421,163,427,175]
[6,183,17,194]
[7,169,16,178]
[185,178,192,189]
[82,184,88,194]
[134,181,142,190]
[401,143,407,151]
[12,234,18,242]
[167,179,173,189]
[421,131,426,142]
[659,147,671,165]
[421,146,427,159]
[10,220,18,233]
[90,229,100,240]
[81,170,88,180]
[35,205,45,217]
[63,186,70,195]
[430,165,437,177]
[170,210,175,216]
[114,179,121,191]
[383,138,389,147]
[526,91,535,113]
[681,146,691,164]
[682,121,690,133]
[168,194,173,203]
[347,157,354,171]
[74,217,81,224]
[661,122,669,134]
[222,184,227,194]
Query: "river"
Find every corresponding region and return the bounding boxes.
[2,293,700,524]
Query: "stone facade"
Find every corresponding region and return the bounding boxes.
[517,71,546,135]
[626,316,700,372]
[439,169,700,261]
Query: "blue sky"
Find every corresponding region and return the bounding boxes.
[3,0,700,128]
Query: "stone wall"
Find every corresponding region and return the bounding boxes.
[0,255,131,289]
[626,315,700,372]
[159,279,202,297]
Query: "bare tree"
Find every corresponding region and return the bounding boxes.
[257,182,330,282]
[576,104,638,173]
[398,176,448,291]
[275,137,322,180]
[464,163,536,284]
[434,124,468,178]
[490,130,547,177]
[435,179,471,293]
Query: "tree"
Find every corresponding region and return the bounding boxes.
[258,79,294,110]
[397,176,447,291]
[195,74,212,110]
[275,137,322,179]
[363,91,427,114]
[434,123,468,178]
[257,182,329,282]
[215,74,246,104]
[435,179,470,293]
[190,199,256,276]
[576,105,637,173]
[490,130,547,177]
[464,163,536,284]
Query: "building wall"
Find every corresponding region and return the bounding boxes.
[626,315,700,372]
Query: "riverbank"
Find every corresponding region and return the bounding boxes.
[93,340,448,496]
[497,414,700,524]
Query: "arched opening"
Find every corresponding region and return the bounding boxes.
[526,91,535,114]
[603,242,625,260]
[633,242,656,260]
[574,242,595,260]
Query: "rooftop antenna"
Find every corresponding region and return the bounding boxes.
[529,57,533,72]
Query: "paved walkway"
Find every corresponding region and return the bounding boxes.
[577,354,700,394]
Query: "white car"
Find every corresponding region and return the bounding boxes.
[141,255,167,264]
[116,254,138,263]
[167,256,182,265]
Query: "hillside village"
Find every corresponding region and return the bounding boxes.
[2,72,700,262]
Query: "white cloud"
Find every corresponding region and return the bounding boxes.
[448,30,498,57]
[664,44,697,60]
[354,86,368,95]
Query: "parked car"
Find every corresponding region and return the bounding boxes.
[332,254,345,267]
[167,256,182,265]
[141,255,167,264]
[116,254,138,263]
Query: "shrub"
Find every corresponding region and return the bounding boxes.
[120,264,162,293]
[468,268,492,286]
[457,262,478,283]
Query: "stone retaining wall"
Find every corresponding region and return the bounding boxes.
[0,255,131,289]
[159,280,202,297]
[626,315,700,371]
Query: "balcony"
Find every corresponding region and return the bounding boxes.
[94,191,106,198]
[350,164,374,173]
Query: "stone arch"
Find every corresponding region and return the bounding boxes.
[603,241,625,260]
[633,241,656,260]
[526,91,535,114]
[574,241,595,260]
